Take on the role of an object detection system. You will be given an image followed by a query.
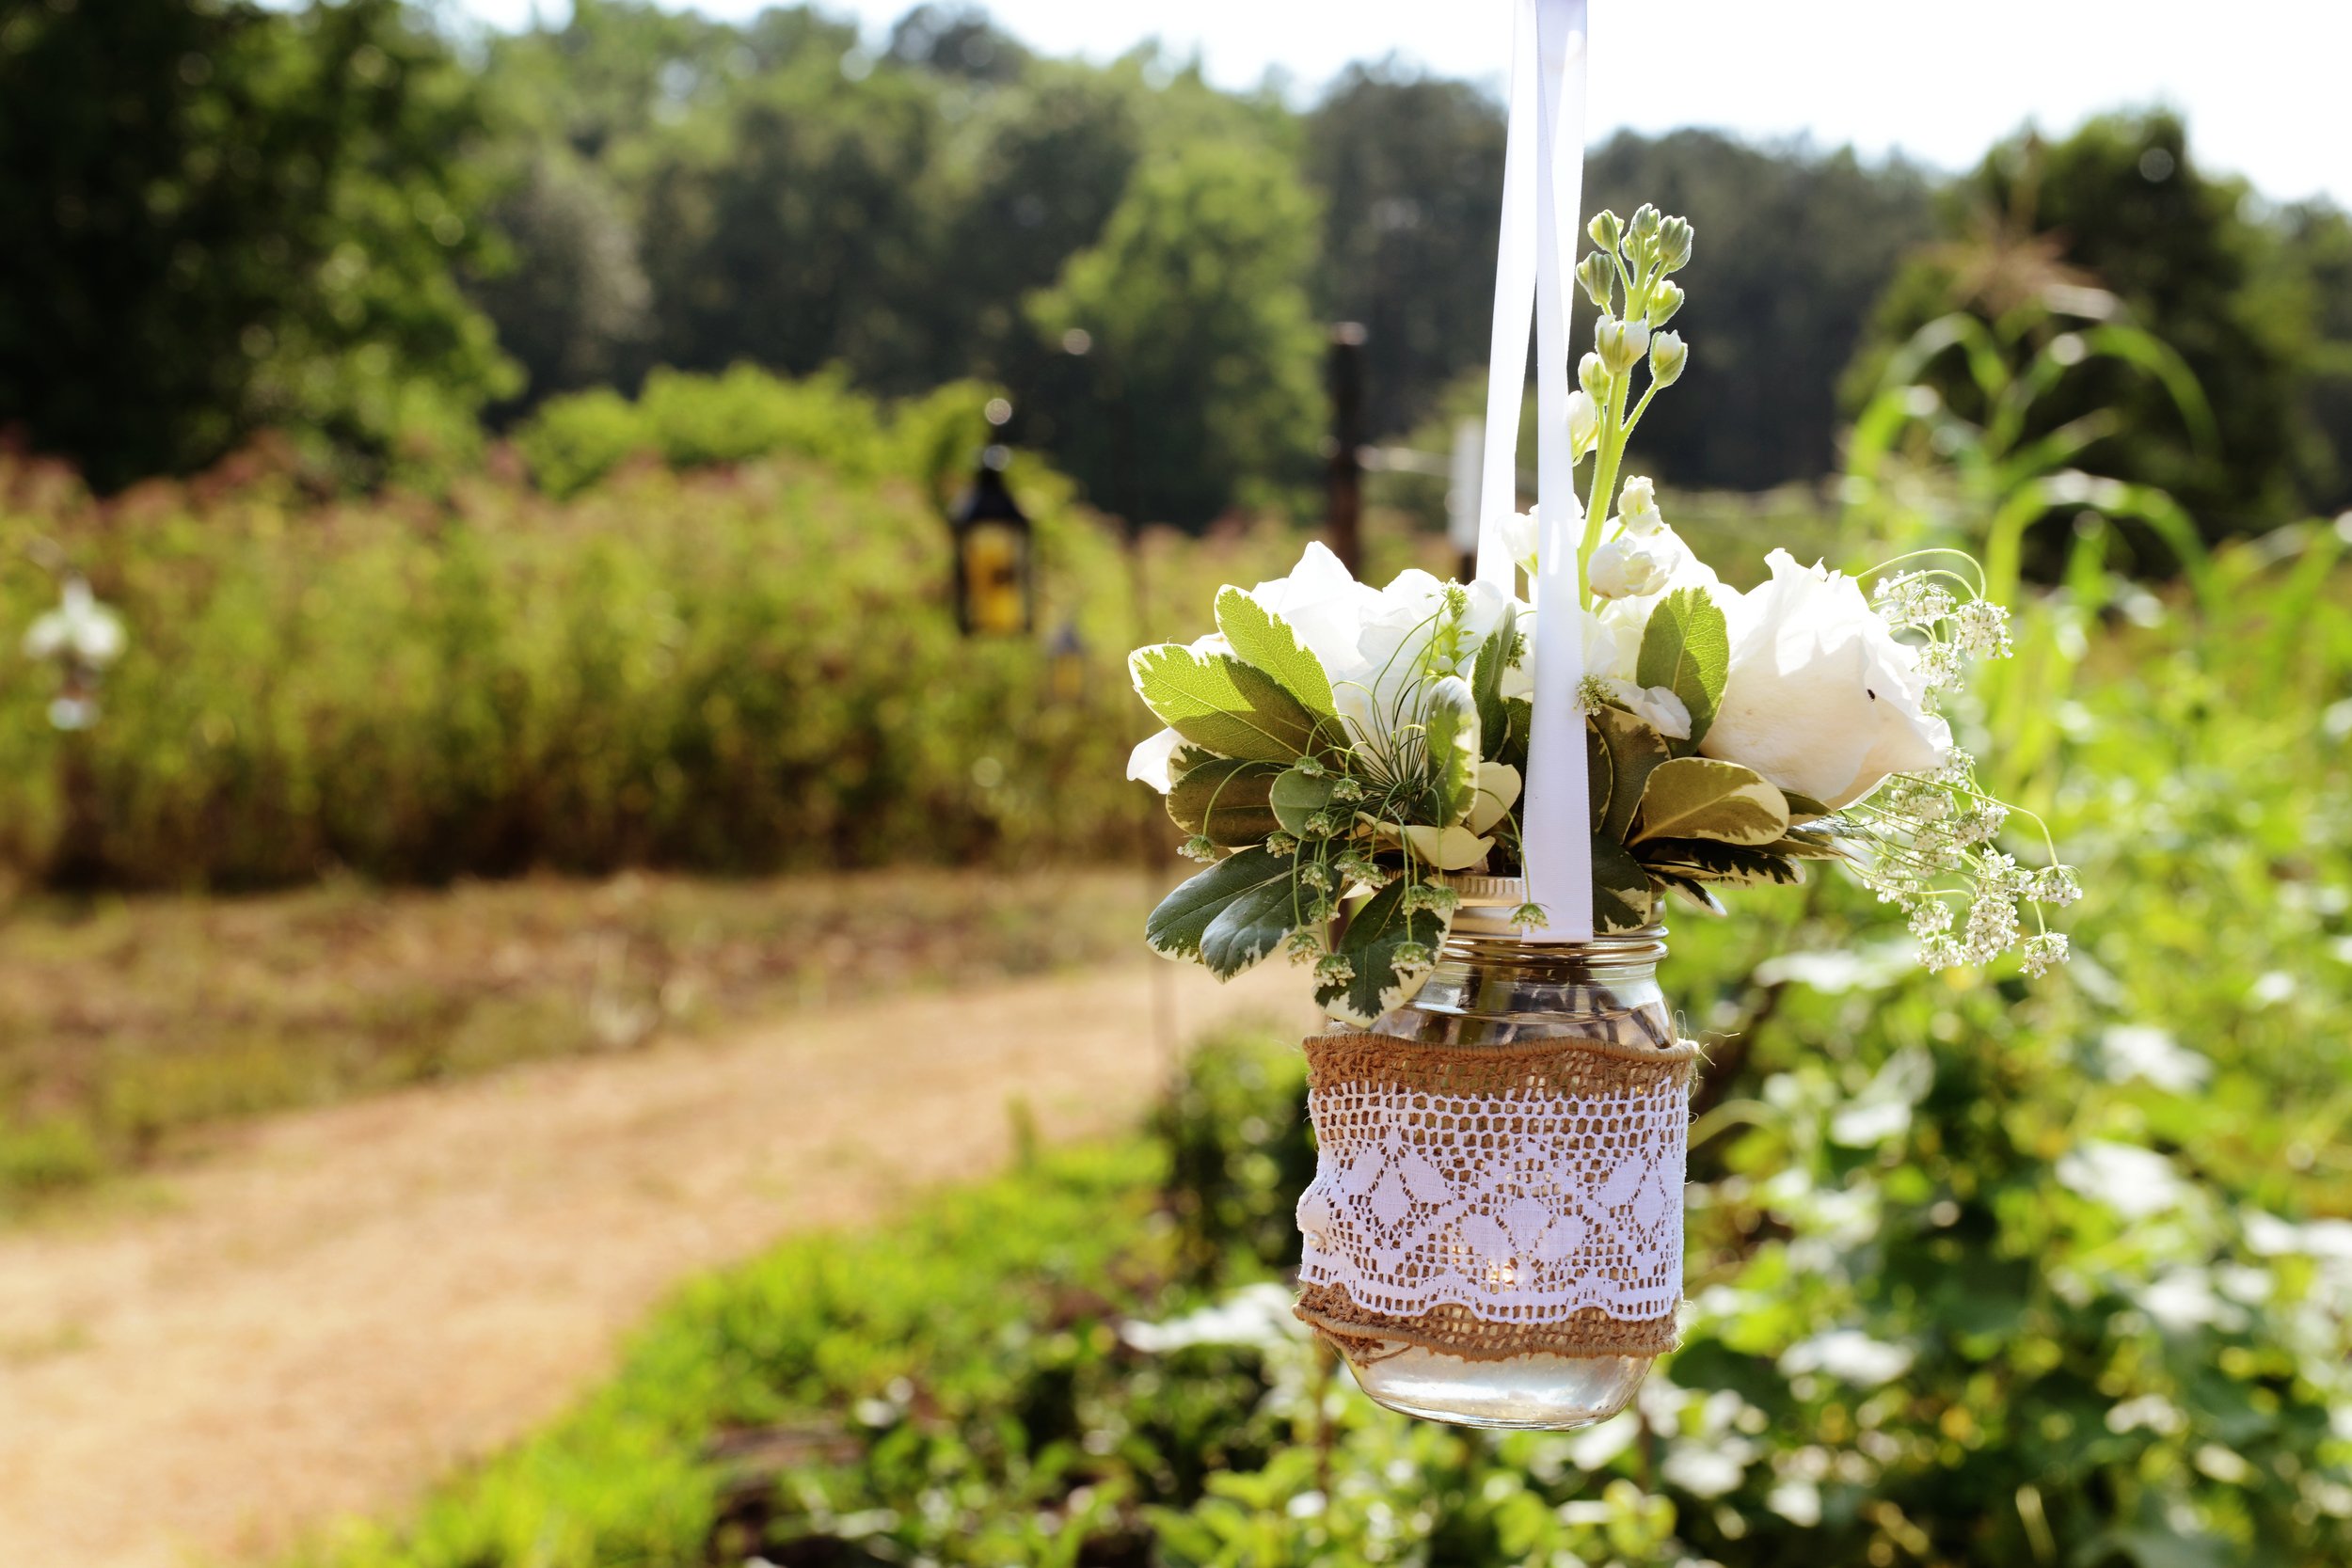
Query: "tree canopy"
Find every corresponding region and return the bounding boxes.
[4,2,2345,534]
[0,0,514,489]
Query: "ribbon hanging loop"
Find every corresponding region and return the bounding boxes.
[1475,0,1595,942]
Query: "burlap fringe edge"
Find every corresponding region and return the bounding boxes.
[1294,1283,1679,1363]
[1304,1030,1697,1100]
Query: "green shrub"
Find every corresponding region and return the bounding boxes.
[0,442,1302,888]
[513,386,647,499]
[512,365,1003,500]
[637,364,887,474]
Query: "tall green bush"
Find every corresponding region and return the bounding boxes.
[0,439,1295,888]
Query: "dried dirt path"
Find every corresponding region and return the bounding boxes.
[0,958,1311,1568]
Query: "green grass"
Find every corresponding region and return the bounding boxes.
[0,865,1158,1217]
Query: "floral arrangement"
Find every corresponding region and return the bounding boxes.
[1126,205,2077,1025]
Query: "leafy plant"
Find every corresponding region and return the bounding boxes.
[1844,293,2221,607]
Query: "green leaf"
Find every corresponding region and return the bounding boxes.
[1315,879,1452,1026]
[1421,675,1482,824]
[1583,723,1613,833]
[1166,758,1283,846]
[1268,768,1340,836]
[1781,791,1834,822]
[1129,643,1325,764]
[1470,607,1519,762]
[1588,704,1672,843]
[1200,866,1307,979]
[1636,838,1806,887]
[1635,587,1730,752]
[1649,869,1727,916]
[1763,828,1849,862]
[1631,757,1789,846]
[1145,847,1295,962]
[1592,833,1658,933]
[1499,696,1533,769]
[1214,586,1337,720]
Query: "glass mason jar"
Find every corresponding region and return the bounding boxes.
[1295,877,1685,1431]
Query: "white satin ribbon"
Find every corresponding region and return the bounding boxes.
[1478,0,1594,941]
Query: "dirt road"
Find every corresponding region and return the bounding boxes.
[0,958,1311,1568]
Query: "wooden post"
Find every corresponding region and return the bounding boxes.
[1326,323,1367,577]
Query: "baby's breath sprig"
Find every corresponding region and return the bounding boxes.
[1847,754,2079,975]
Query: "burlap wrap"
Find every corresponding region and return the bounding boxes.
[1294,1031,1695,1362]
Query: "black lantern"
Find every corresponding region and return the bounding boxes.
[951,443,1034,637]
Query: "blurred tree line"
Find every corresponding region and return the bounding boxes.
[2,0,2347,529]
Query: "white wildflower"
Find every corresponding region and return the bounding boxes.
[2022,931,2070,976]
[1616,475,1665,538]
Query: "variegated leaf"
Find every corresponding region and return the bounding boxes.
[1631,756,1790,846]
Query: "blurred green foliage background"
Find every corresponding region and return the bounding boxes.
[5,0,2349,525]
[0,4,2349,1565]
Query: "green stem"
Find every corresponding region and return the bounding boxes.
[1580,360,1637,608]
[1621,381,1661,442]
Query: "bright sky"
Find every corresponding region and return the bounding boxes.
[454,0,2352,206]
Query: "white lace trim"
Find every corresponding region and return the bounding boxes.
[1296,1076,1686,1323]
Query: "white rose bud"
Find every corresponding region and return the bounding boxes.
[1587,535,1670,600]
[1575,251,1615,310]
[1616,475,1663,537]
[1565,390,1600,460]
[1579,351,1612,403]
[1649,330,1688,388]
[1702,549,1953,808]
[1596,315,1649,376]
[1646,279,1685,328]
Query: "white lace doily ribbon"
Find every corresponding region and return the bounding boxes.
[1296,1067,1687,1324]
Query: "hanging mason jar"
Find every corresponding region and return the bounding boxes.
[1293,879,1694,1430]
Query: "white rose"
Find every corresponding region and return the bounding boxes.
[1245,541,1383,681]
[1701,549,1952,808]
[1126,726,1186,794]
[1248,543,1528,762]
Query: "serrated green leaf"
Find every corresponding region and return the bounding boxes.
[1314,879,1452,1025]
[1589,703,1672,843]
[1470,607,1518,762]
[1592,832,1658,933]
[1268,768,1340,836]
[1145,847,1294,961]
[1637,838,1807,887]
[1166,757,1283,846]
[1631,756,1790,846]
[1129,643,1326,764]
[1422,675,1482,824]
[1635,587,1730,752]
[1214,586,1337,719]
